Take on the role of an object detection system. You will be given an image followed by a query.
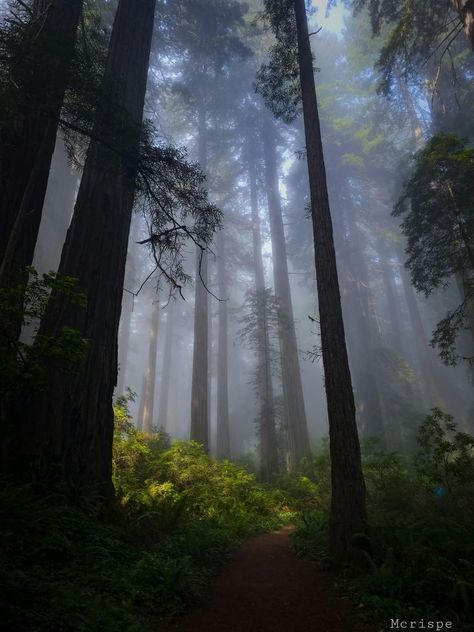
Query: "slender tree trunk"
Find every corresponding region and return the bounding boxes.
[157,300,174,430]
[0,0,83,287]
[117,243,137,395]
[190,104,209,451]
[293,0,367,559]
[248,137,279,480]
[137,373,146,432]
[342,211,386,441]
[140,297,160,433]
[116,290,133,395]
[398,261,445,407]
[262,119,310,472]
[216,229,231,459]
[2,0,156,493]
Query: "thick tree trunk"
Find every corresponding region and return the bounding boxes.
[190,104,209,451]
[248,138,279,481]
[140,297,160,433]
[293,0,367,559]
[262,119,310,472]
[216,229,231,459]
[157,300,174,430]
[2,0,156,494]
[0,0,83,285]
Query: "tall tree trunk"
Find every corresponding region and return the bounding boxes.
[216,229,231,459]
[342,211,386,441]
[137,373,146,432]
[116,239,137,395]
[2,0,156,493]
[157,300,174,430]
[0,0,83,290]
[398,259,445,408]
[190,104,209,451]
[248,137,279,481]
[262,119,310,472]
[293,0,367,559]
[140,297,160,433]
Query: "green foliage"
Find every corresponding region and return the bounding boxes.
[394,134,474,365]
[0,267,88,399]
[255,0,302,123]
[0,394,288,630]
[293,411,474,630]
[344,0,472,95]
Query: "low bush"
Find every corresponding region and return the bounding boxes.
[293,409,474,631]
[0,395,287,631]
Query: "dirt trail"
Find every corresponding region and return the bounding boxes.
[165,526,372,632]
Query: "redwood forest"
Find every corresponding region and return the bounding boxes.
[0,1,473,631]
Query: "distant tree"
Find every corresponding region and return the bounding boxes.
[394,134,474,368]
[245,129,280,480]
[140,295,161,434]
[161,0,250,451]
[262,118,310,470]
[157,300,175,432]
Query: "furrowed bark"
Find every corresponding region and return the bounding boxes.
[293,0,367,559]
[2,0,157,495]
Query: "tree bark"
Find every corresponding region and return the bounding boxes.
[157,300,174,431]
[293,0,367,559]
[2,0,156,494]
[190,103,209,451]
[0,0,83,288]
[140,297,160,434]
[262,118,310,472]
[248,136,279,481]
[216,229,231,459]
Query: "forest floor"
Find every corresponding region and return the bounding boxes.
[164,525,372,632]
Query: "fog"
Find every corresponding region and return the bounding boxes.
[32,0,473,464]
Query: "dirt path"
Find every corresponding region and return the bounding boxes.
[165,526,372,632]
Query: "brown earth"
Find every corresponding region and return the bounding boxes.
[164,526,372,632]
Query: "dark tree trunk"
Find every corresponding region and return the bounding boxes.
[293,0,367,559]
[248,138,279,481]
[190,104,209,451]
[0,0,83,289]
[140,297,160,433]
[216,229,231,459]
[262,119,310,472]
[157,300,174,431]
[2,0,156,494]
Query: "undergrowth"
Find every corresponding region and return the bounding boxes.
[0,394,289,631]
[293,409,474,631]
